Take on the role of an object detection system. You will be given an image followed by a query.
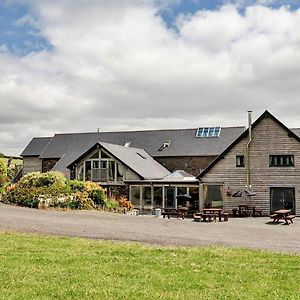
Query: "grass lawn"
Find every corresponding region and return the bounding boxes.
[0,231,299,299]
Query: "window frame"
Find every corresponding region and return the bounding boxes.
[236,155,245,167]
[269,155,295,167]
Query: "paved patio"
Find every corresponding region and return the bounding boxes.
[0,204,299,253]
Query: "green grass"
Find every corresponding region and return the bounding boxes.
[0,232,299,300]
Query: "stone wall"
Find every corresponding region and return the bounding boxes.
[154,156,216,176]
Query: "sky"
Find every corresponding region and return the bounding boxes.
[1,0,300,155]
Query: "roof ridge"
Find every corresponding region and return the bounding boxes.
[51,126,246,136]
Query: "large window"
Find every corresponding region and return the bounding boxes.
[269,155,294,167]
[203,185,223,208]
[77,149,124,182]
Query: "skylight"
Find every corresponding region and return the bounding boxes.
[196,127,221,138]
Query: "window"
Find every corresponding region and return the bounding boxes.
[157,141,171,151]
[203,185,223,208]
[90,151,99,159]
[153,187,163,208]
[130,186,141,207]
[236,155,245,167]
[269,155,294,167]
[196,127,221,138]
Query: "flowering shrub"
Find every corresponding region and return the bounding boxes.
[106,198,120,211]
[2,172,127,213]
[118,197,133,210]
[67,180,84,192]
[19,171,67,189]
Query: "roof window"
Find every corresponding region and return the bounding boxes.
[124,141,131,147]
[158,140,170,151]
[196,127,221,138]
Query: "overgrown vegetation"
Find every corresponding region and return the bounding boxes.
[2,171,126,211]
[0,155,23,195]
[0,231,299,299]
[0,159,7,195]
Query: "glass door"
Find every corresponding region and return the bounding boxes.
[165,187,175,208]
[141,186,152,211]
[270,187,295,213]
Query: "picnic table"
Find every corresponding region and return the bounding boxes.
[162,207,188,219]
[234,205,262,217]
[270,209,296,225]
[202,208,223,222]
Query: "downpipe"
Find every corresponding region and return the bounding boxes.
[246,111,252,189]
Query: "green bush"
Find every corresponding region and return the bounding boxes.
[89,189,107,206]
[19,171,66,189]
[0,159,8,195]
[3,171,110,210]
[67,180,84,192]
[106,198,119,211]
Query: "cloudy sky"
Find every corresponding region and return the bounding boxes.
[1,0,300,155]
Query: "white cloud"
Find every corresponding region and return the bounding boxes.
[1,1,300,155]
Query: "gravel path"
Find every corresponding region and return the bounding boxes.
[0,204,299,253]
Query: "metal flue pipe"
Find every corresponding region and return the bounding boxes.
[246,111,252,188]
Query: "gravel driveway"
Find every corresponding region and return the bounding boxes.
[0,203,299,253]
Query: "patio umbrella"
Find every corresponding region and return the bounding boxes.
[176,193,192,199]
[231,189,256,197]
[176,194,192,207]
[232,188,256,207]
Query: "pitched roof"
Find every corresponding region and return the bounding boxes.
[35,126,245,159]
[21,137,52,157]
[68,142,171,180]
[163,170,197,182]
[198,110,300,178]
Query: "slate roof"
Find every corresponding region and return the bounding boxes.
[291,128,300,136]
[21,137,52,157]
[68,142,171,180]
[34,127,245,159]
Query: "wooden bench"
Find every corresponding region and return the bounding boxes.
[162,211,178,219]
[232,208,238,217]
[253,210,262,217]
[222,212,229,222]
[193,214,202,222]
[286,215,296,223]
[202,213,215,222]
[269,214,277,219]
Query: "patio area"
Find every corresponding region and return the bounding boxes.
[0,203,299,253]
